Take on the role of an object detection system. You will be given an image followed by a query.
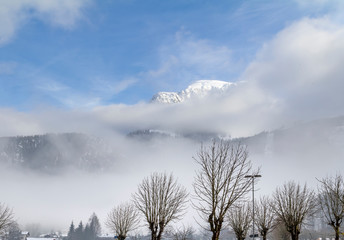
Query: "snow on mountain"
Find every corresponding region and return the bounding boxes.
[151,80,233,103]
[151,92,182,103]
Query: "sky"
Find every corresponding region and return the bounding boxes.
[2,0,344,235]
[0,0,344,138]
[0,0,342,109]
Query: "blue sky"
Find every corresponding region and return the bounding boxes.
[0,0,341,110]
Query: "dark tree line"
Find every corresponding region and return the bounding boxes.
[67,213,101,240]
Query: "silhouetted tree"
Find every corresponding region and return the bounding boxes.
[318,174,344,240]
[272,181,317,240]
[6,222,21,240]
[84,224,91,240]
[88,213,101,239]
[255,196,276,240]
[227,202,251,240]
[272,221,290,240]
[169,225,195,240]
[106,202,139,240]
[133,172,188,240]
[67,221,75,240]
[67,214,101,240]
[193,141,254,240]
[0,203,14,232]
[74,221,84,240]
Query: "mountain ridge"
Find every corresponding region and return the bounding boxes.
[151,80,233,103]
[0,133,116,173]
[2,115,344,173]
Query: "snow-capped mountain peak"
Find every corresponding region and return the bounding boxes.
[151,92,182,104]
[151,80,233,103]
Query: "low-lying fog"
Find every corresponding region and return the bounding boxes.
[1,124,343,234]
[0,136,200,233]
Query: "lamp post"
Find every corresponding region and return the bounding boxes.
[245,174,262,240]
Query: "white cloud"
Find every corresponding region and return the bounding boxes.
[34,78,101,109]
[295,0,344,9]
[0,0,91,45]
[243,17,344,121]
[0,109,43,136]
[0,61,16,74]
[145,30,235,91]
[91,77,138,96]
[33,76,137,109]
[28,0,90,28]
[92,17,344,137]
[36,78,69,92]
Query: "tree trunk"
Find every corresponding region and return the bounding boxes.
[335,227,340,240]
[291,233,299,240]
[151,230,157,240]
[211,220,222,240]
[211,230,220,240]
[260,229,268,240]
[157,227,164,240]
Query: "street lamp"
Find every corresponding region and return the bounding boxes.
[245,174,262,240]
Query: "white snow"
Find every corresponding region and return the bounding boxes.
[151,80,233,104]
[151,92,182,103]
[27,238,57,240]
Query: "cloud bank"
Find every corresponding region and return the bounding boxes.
[0,0,91,45]
[1,17,344,138]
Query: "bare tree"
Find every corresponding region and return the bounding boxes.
[317,174,344,240]
[133,172,188,240]
[193,141,254,240]
[168,225,195,240]
[272,181,317,240]
[0,203,13,233]
[106,202,139,240]
[255,196,276,240]
[227,202,251,240]
[6,221,22,240]
[271,221,290,240]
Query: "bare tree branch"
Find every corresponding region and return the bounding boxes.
[317,174,344,240]
[167,225,195,240]
[227,202,251,240]
[0,203,13,233]
[192,140,255,240]
[255,196,276,240]
[133,172,188,240]
[106,202,139,240]
[271,181,317,240]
